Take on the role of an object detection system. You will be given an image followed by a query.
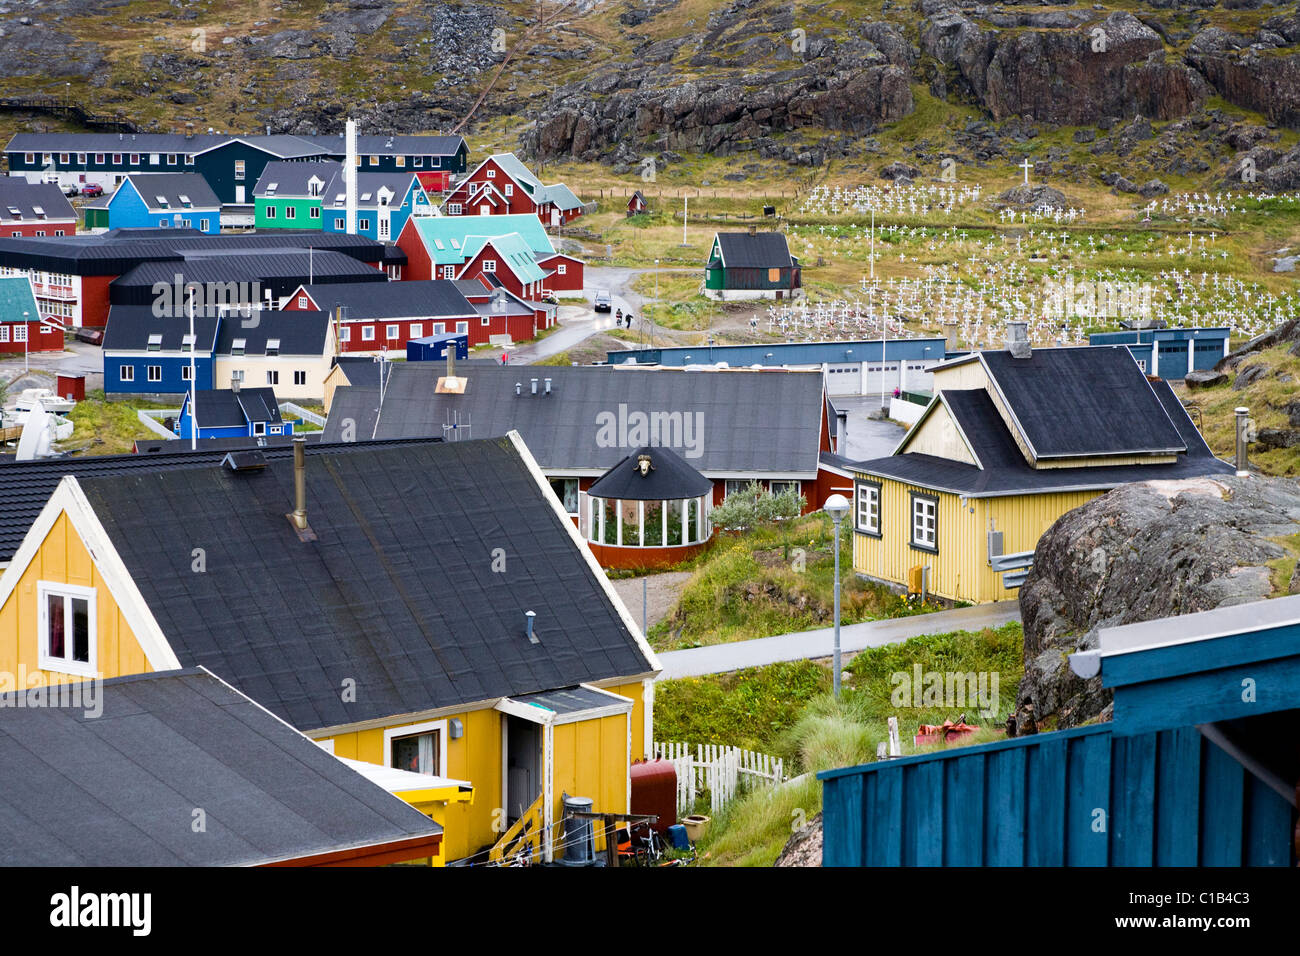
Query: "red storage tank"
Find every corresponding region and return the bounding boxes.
[56,374,85,403]
[630,758,677,833]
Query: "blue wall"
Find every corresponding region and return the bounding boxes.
[1088,328,1230,380]
[321,179,431,242]
[819,723,1295,866]
[104,354,213,394]
[607,338,951,367]
[107,182,220,234]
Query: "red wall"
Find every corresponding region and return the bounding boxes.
[79,275,114,328]
[2,220,75,238]
[459,244,528,299]
[446,159,539,217]
[395,218,434,282]
[0,320,63,353]
[539,254,583,293]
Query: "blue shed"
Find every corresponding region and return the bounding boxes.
[1087,327,1230,380]
[406,332,469,362]
[819,594,1300,866]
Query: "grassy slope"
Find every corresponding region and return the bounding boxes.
[657,621,1024,865]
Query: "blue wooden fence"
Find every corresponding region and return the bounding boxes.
[819,723,1295,867]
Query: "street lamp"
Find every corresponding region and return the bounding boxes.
[824,493,851,697]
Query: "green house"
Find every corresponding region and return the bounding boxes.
[704,231,800,301]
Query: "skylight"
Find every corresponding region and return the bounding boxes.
[232,338,246,355]
[147,333,163,351]
[155,196,169,208]
[266,338,280,355]
[178,194,191,207]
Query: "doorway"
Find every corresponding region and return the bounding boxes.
[504,714,542,825]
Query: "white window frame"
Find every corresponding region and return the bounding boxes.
[910,493,938,552]
[384,719,449,778]
[119,364,134,382]
[482,259,496,273]
[386,324,400,339]
[37,581,97,678]
[293,370,307,386]
[147,365,162,383]
[266,370,279,385]
[361,325,376,341]
[410,323,423,337]
[557,263,566,275]
[855,481,880,536]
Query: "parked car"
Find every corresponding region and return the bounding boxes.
[594,290,612,312]
[63,184,80,198]
[74,327,104,346]
[80,183,104,198]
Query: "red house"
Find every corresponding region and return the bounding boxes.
[453,279,557,344]
[442,153,585,227]
[284,280,480,352]
[0,179,76,238]
[396,215,584,296]
[0,274,63,354]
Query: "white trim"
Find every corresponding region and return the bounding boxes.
[36,580,98,678]
[543,721,554,864]
[495,696,554,725]
[1095,591,1300,660]
[642,677,654,761]
[505,430,662,675]
[382,717,449,778]
[0,477,182,673]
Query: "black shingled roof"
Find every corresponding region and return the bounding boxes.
[190,387,282,428]
[0,179,76,223]
[213,308,330,356]
[0,668,442,866]
[323,364,826,476]
[102,303,221,351]
[73,438,655,729]
[981,346,1187,458]
[0,439,434,565]
[588,446,714,501]
[855,384,1232,496]
[713,232,796,269]
[298,280,478,320]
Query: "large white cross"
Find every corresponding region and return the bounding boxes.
[1020,158,1033,184]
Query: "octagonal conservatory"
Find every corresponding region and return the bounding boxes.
[582,446,714,570]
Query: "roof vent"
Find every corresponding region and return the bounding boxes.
[1006,320,1031,360]
[221,450,266,472]
[286,435,317,541]
[525,610,538,644]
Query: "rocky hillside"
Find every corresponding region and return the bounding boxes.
[1015,475,1300,732]
[0,0,1299,186]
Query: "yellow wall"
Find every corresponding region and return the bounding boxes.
[608,679,650,760]
[852,479,1101,603]
[901,404,976,464]
[0,511,153,686]
[322,682,646,864]
[213,354,333,401]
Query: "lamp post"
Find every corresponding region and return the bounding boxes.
[824,494,851,698]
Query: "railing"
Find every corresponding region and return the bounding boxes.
[653,741,786,815]
[487,792,545,865]
[279,402,325,427]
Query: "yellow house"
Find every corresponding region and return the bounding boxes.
[0,431,660,865]
[850,337,1234,603]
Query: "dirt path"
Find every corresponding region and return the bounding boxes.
[610,570,693,633]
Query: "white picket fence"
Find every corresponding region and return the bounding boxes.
[653,741,786,815]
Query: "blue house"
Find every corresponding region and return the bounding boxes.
[102,303,219,395]
[176,386,292,440]
[1088,327,1231,380]
[819,594,1300,866]
[86,173,222,234]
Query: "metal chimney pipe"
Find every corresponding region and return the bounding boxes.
[446,347,456,381]
[525,610,537,643]
[515,382,521,396]
[1235,406,1250,477]
[530,378,538,395]
[291,435,308,530]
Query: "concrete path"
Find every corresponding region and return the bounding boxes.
[654,601,1022,679]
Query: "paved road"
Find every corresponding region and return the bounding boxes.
[654,601,1022,679]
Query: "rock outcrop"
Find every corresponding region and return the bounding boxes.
[1016,476,1300,731]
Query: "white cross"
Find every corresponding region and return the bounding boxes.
[1019,158,1033,184]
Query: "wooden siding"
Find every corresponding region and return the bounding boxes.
[820,724,1296,866]
[901,403,974,463]
[0,510,153,686]
[852,480,1100,603]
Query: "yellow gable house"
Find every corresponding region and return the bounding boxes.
[850,328,1235,604]
[0,432,660,866]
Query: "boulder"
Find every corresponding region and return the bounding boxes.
[1017,476,1300,730]
[1183,368,1228,389]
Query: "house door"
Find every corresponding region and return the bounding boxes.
[235,186,245,203]
[378,212,390,239]
[504,715,542,825]
[551,208,560,228]
[479,205,491,215]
